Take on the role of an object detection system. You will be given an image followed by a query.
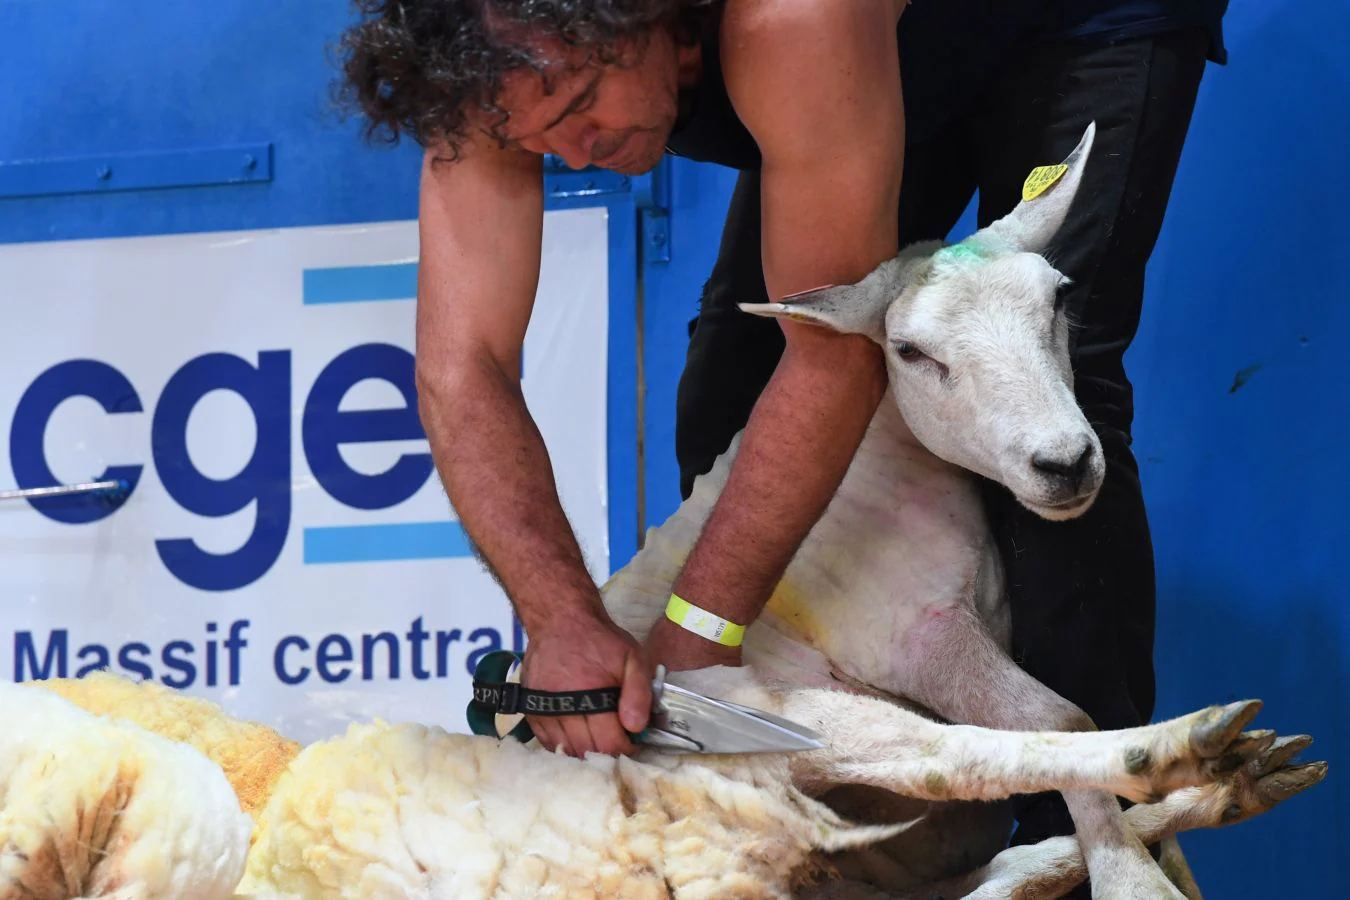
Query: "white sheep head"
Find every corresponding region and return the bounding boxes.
[741,122,1104,521]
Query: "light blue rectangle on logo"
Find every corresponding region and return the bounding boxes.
[303,262,418,304]
[303,521,474,564]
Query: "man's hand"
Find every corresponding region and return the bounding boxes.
[519,610,654,757]
[644,614,743,674]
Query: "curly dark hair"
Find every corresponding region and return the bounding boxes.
[336,0,717,159]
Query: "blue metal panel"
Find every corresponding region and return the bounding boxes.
[0,1,422,244]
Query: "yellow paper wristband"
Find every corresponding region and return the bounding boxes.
[666,594,745,647]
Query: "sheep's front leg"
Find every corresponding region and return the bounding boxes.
[778,687,1272,809]
[904,735,1327,900]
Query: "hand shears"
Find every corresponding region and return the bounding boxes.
[466,650,824,755]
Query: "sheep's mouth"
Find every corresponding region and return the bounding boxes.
[1021,492,1097,521]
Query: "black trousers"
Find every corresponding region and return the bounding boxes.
[674,26,1210,862]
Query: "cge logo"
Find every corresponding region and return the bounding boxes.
[9,341,432,593]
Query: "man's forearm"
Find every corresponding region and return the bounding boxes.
[419,356,605,634]
[670,328,886,625]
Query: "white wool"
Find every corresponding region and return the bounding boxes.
[0,680,253,900]
[238,720,903,900]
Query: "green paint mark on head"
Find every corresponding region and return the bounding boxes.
[936,242,989,266]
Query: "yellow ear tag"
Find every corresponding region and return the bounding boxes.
[1022,163,1069,202]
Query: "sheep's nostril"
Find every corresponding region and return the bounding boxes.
[1071,442,1094,478]
[1031,442,1094,484]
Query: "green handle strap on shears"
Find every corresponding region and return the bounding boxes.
[467,650,648,744]
[466,650,537,742]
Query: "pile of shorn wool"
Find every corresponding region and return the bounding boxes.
[0,672,899,900]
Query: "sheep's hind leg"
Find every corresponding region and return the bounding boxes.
[779,687,1274,810]
[890,603,1195,899]
[903,735,1327,900]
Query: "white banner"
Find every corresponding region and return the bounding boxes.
[0,207,612,745]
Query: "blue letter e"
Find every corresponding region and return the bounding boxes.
[303,343,432,510]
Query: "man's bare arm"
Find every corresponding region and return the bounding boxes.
[416,144,586,629]
[655,1,906,654]
[416,142,650,752]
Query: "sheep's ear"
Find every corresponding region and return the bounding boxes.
[979,121,1096,255]
[738,256,907,342]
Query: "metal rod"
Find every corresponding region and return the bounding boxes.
[0,479,127,502]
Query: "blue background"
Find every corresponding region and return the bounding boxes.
[2,0,1344,894]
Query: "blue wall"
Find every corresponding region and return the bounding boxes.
[3,0,1343,895]
[1127,3,1348,890]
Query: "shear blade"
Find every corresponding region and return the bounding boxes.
[714,698,827,743]
[646,683,824,754]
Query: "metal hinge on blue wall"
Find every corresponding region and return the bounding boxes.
[543,154,670,264]
[0,144,275,199]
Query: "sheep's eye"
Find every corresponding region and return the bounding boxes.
[1053,279,1072,312]
[895,340,922,361]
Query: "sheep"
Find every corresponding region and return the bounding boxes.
[227,678,1323,900]
[3,667,1319,900]
[0,122,1326,899]
[579,120,1326,898]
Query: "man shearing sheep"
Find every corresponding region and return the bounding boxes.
[337,0,1228,878]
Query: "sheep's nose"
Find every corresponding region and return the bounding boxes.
[1032,442,1095,489]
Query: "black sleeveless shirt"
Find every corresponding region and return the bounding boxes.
[663,0,1229,173]
[664,6,763,172]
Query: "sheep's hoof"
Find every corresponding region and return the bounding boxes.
[1188,700,1262,759]
[1216,734,1328,826]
